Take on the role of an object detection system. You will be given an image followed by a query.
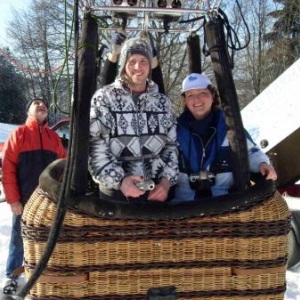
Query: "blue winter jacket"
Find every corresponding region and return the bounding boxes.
[172,109,270,203]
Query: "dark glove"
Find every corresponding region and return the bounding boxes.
[110,31,127,55]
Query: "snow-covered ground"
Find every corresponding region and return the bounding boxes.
[0,203,27,297]
[0,123,18,143]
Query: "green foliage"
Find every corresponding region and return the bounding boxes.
[263,0,300,85]
[0,50,27,124]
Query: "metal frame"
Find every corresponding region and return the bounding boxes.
[87,0,218,32]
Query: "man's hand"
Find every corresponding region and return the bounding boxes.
[259,162,277,181]
[10,201,23,215]
[148,177,170,202]
[111,31,127,56]
[119,175,146,198]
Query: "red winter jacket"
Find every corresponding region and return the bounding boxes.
[2,118,66,205]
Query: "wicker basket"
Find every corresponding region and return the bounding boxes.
[21,161,291,300]
[22,158,290,300]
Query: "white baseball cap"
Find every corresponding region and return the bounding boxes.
[181,73,212,95]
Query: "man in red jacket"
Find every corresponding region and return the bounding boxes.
[2,98,66,294]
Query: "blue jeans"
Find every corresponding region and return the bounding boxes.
[172,173,196,204]
[6,214,24,277]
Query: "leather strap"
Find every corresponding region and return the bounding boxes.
[231,265,286,275]
[25,269,89,283]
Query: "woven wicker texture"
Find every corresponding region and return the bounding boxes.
[22,188,290,300]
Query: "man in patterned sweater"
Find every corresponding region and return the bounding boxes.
[89,38,178,202]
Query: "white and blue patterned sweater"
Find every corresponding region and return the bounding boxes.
[89,78,179,190]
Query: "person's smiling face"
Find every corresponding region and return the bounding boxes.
[183,89,213,120]
[125,54,150,92]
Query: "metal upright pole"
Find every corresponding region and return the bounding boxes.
[70,10,98,195]
[205,16,250,192]
[187,32,202,74]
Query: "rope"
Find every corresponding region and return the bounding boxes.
[53,0,76,115]
[0,47,73,75]
[202,1,251,68]
[78,42,98,51]
[16,1,80,299]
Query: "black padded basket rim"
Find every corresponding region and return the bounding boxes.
[39,159,276,221]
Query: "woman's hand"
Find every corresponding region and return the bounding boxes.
[259,162,277,181]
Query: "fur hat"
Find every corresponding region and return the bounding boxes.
[118,38,152,77]
[26,98,49,112]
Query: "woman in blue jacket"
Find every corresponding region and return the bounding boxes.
[172,73,277,203]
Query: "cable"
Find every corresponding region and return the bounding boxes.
[202,3,251,69]
[52,0,76,115]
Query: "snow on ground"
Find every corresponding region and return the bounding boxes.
[0,123,18,143]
